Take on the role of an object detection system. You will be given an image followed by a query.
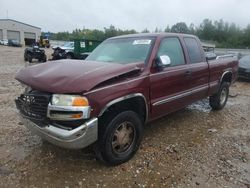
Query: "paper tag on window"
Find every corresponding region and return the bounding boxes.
[133,39,151,45]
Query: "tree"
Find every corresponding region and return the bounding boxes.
[189,23,195,34]
[214,19,227,43]
[164,25,171,33]
[141,28,149,33]
[171,22,189,33]
[104,25,118,38]
[197,19,216,40]
[49,19,250,48]
[225,23,243,48]
[243,24,250,48]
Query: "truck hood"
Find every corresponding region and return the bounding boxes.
[15,60,143,93]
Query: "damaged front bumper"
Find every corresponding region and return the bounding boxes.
[15,92,98,149]
[19,115,98,149]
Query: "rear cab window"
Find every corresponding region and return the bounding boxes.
[184,37,203,63]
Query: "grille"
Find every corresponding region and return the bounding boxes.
[15,93,51,125]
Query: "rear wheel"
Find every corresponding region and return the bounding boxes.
[42,54,47,62]
[95,111,143,166]
[27,54,32,63]
[209,82,229,110]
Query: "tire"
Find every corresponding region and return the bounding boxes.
[209,82,229,110]
[24,55,28,61]
[66,53,73,59]
[95,111,143,166]
[42,54,47,62]
[27,54,32,63]
[39,55,47,62]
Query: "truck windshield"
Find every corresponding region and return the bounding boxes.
[86,37,154,64]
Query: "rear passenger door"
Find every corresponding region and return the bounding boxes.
[183,37,209,102]
[150,37,194,119]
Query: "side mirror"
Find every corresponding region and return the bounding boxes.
[155,55,171,70]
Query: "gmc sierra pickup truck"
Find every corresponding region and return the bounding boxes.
[15,33,238,165]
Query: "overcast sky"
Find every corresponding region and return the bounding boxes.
[1,0,250,32]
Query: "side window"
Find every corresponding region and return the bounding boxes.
[184,37,203,63]
[157,37,185,67]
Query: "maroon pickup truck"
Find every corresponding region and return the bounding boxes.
[15,33,238,165]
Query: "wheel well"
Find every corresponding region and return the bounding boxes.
[99,97,147,124]
[221,72,232,84]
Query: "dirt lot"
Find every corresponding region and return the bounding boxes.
[0,45,249,188]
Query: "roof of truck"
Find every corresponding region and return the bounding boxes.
[110,32,196,39]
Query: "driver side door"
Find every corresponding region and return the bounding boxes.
[150,37,193,120]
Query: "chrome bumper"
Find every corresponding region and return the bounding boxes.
[19,116,98,149]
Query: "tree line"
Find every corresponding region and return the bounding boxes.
[45,19,250,48]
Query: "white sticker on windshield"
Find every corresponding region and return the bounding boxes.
[133,39,151,45]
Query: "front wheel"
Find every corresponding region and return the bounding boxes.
[24,55,28,61]
[27,54,32,63]
[95,111,143,166]
[209,82,229,110]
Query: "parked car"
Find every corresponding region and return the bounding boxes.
[238,55,250,79]
[24,46,47,63]
[0,39,8,45]
[52,42,74,60]
[15,33,238,165]
[8,39,22,47]
[52,40,101,60]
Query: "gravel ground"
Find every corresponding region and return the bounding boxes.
[0,45,249,188]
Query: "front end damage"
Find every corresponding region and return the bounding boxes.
[14,60,144,150]
[15,90,98,149]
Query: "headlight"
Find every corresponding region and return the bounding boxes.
[52,94,89,106]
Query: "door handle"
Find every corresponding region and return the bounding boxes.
[185,70,192,76]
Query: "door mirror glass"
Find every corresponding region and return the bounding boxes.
[156,55,171,69]
[159,55,171,66]
[155,55,171,70]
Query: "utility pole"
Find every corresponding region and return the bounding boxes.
[6,10,8,19]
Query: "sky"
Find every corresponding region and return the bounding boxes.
[1,0,250,32]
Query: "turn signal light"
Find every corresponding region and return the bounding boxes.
[72,97,89,106]
[71,113,83,119]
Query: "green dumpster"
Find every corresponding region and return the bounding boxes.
[74,39,102,59]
